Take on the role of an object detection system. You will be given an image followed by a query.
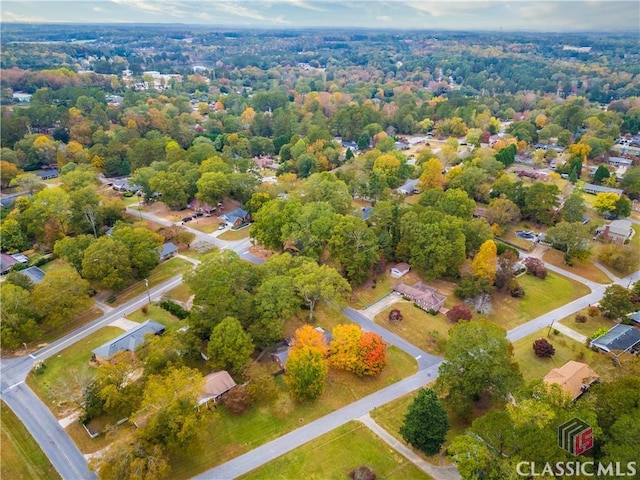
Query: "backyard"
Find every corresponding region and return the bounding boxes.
[240,421,431,480]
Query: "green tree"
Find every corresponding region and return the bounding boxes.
[292,261,351,321]
[485,198,521,227]
[437,321,522,416]
[435,188,476,219]
[327,215,378,286]
[614,194,632,218]
[207,317,254,375]
[600,284,635,320]
[522,182,560,225]
[598,243,640,275]
[593,165,611,184]
[135,366,204,449]
[0,283,41,349]
[196,171,230,207]
[285,345,328,402]
[399,388,449,456]
[149,171,190,210]
[32,267,91,329]
[82,236,132,291]
[0,218,29,253]
[545,221,591,262]
[621,166,640,198]
[54,234,95,272]
[95,434,170,480]
[112,224,164,278]
[560,192,586,223]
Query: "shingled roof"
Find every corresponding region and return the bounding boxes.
[543,361,599,400]
[92,320,165,361]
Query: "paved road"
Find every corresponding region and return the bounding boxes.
[0,274,184,480]
[3,204,638,479]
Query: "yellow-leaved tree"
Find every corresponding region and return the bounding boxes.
[471,239,498,284]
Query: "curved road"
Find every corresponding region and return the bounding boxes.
[2,206,638,479]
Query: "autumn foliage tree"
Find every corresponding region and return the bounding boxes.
[471,239,498,284]
[285,325,329,402]
[446,304,473,323]
[522,257,547,279]
[388,308,403,324]
[533,338,555,358]
[354,332,387,377]
[328,324,361,372]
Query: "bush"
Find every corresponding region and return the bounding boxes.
[159,299,189,319]
[574,314,587,323]
[221,386,249,414]
[533,338,555,358]
[587,306,601,317]
[508,279,525,298]
[446,304,473,323]
[388,308,403,324]
[523,257,547,279]
[349,466,376,480]
[496,242,519,257]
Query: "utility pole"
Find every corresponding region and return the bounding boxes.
[144,279,151,305]
[547,319,555,338]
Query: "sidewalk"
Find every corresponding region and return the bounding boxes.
[359,413,460,480]
[552,322,588,344]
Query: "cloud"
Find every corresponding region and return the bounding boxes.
[0,10,48,22]
[92,6,104,12]
[377,15,392,21]
[403,1,496,17]
[109,0,186,18]
[281,0,327,12]
[213,3,290,24]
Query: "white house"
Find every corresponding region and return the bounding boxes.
[391,262,411,278]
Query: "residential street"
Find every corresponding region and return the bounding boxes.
[1,206,638,480]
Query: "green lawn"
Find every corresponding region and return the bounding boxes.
[511,328,608,383]
[189,222,218,234]
[169,346,417,479]
[240,421,431,480]
[630,225,640,249]
[558,308,617,337]
[27,327,123,417]
[218,227,250,241]
[374,302,453,355]
[351,270,424,309]
[1,401,61,480]
[127,304,183,331]
[542,248,611,284]
[478,272,590,330]
[164,283,193,302]
[110,257,193,306]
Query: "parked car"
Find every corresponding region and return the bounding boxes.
[182,216,193,222]
[194,212,204,218]
[218,223,226,230]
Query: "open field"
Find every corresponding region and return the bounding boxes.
[169,346,417,479]
[240,421,431,480]
[542,248,611,284]
[127,303,183,331]
[478,272,590,330]
[351,269,424,309]
[1,401,61,480]
[164,283,193,302]
[374,302,453,355]
[26,327,124,417]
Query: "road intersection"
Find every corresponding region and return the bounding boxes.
[1,207,638,479]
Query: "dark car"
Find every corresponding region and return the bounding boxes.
[182,216,193,222]
[194,212,204,218]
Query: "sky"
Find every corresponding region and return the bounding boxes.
[1,1,638,32]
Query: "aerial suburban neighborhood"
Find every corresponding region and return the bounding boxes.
[1,3,640,480]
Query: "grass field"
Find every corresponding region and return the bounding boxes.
[110,257,193,306]
[27,327,123,417]
[542,248,611,284]
[558,308,616,337]
[240,421,431,480]
[511,328,608,383]
[478,272,590,330]
[168,346,417,479]
[1,401,61,480]
[218,227,250,241]
[189,222,219,234]
[127,304,183,331]
[164,283,193,302]
[351,270,424,309]
[374,302,453,355]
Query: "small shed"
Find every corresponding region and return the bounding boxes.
[543,361,599,401]
[391,262,411,279]
[198,371,237,405]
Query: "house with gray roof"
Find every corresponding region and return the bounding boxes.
[583,183,623,196]
[590,324,640,354]
[596,219,633,244]
[397,178,420,195]
[158,242,178,261]
[220,208,251,229]
[19,266,46,284]
[92,320,165,363]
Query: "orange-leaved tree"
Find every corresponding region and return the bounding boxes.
[354,332,387,377]
[285,325,329,401]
